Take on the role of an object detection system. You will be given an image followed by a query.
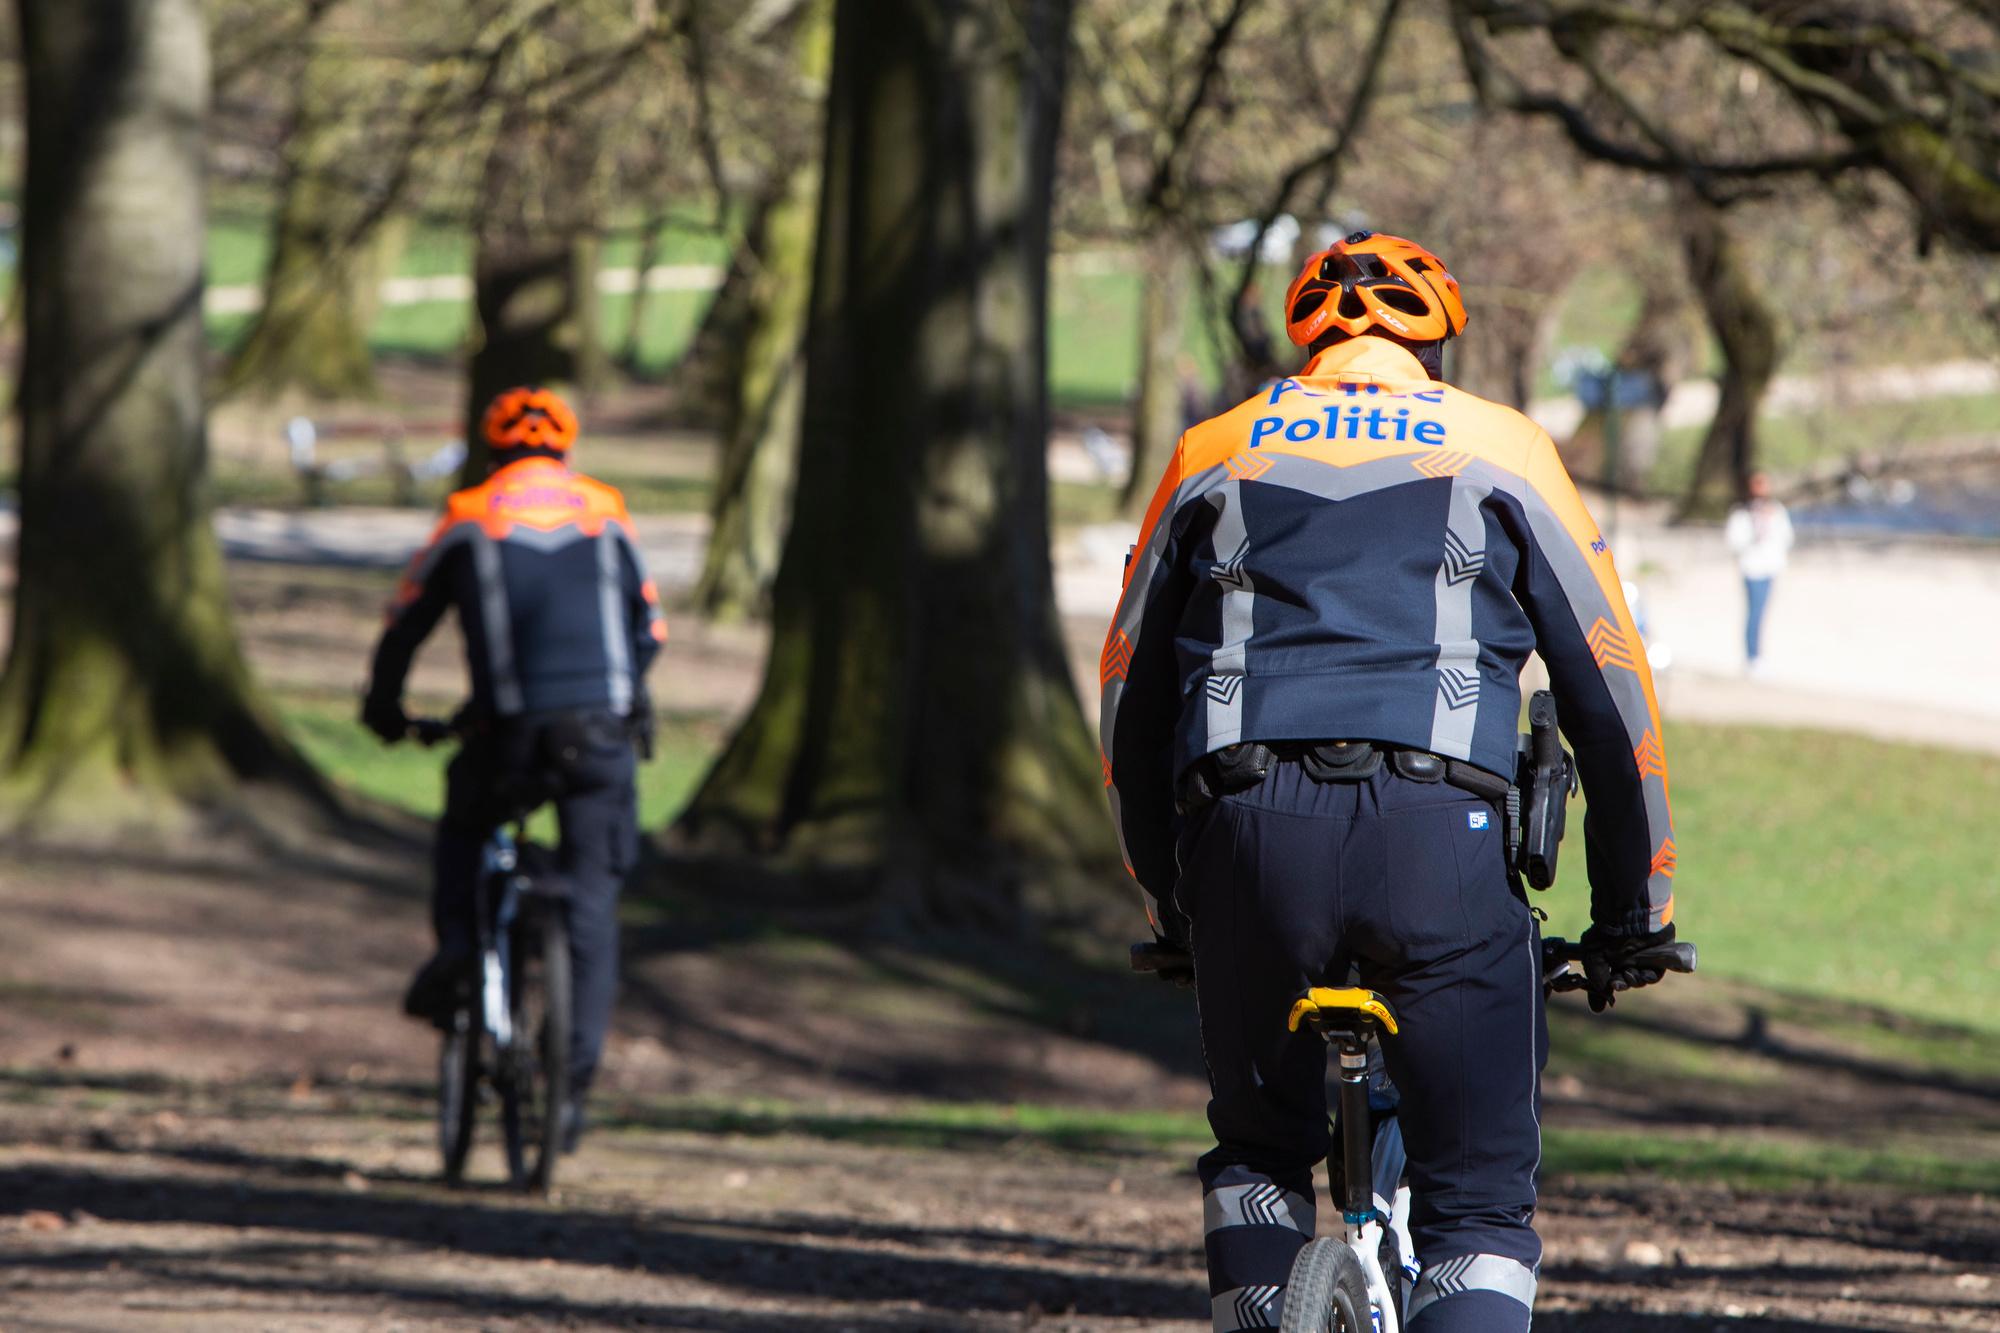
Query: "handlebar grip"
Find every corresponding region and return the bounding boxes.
[1634,941,1698,974]
[1131,942,1193,974]
[408,718,454,747]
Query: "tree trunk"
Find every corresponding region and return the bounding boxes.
[676,0,1115,926]
[1120,227,1190,516]
[693,0,833,620]
[222,31,401,401]
[1,0,320,824]
[693,163,816,621]
[460,101,603,482]
[1677,199,1781,518]
[673,201,773,429]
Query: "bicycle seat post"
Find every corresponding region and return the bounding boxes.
[1288,987,1400,1231]
[1333,1031,1375,1226]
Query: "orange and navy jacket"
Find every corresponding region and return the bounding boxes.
[1101,337,1675,937]
[369,456,666,719]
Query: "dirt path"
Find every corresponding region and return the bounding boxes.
[5,1084,1996,1332]
[2,837,1996,1332]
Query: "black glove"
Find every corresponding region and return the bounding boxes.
[628,687,657,761]
[360,691,408,744]
[1579,921,1676,1013]
[1133,938,1195,988]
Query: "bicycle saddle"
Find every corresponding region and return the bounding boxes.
[1287,987,1400,1037]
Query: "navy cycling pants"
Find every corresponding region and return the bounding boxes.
[1180,760,1545,1332]
[434,711,638,1096]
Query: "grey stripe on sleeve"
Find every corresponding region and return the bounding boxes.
[470,532,525,715]
[597,530,633,715]
[1428,478,1491,760]
[1203,483,1254,751]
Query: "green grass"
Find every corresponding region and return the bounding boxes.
[276,692,720,833]
[1538,722,2000,1036]
[581,1093,2000,1193]
[282,696,2000,1039]
[1539,1126,2000,1193]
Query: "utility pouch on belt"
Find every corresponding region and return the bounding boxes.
[1178,742,1273,812]
[1513,690,1576,889]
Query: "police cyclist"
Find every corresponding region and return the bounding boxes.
[1100,232,1679,1332]
[361,386,666,1150]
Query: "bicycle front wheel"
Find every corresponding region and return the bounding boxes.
[437,1010,479,1185]
[501,905,572,1194]
[1280,1238,1372,1333]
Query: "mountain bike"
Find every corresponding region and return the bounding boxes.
[412,719,573,1195]
[1133,933,1697,1333]
[1280,934,1697,1332]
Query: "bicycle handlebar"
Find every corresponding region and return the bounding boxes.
[1131,941,1192,974]
[407,717,456,747]
[1130,936,1698,990]
[1541,935,1697,993]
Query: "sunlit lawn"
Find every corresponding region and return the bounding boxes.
[277,692,720,836]
[1539,721,2000,1036]
[290,688,2000,1039]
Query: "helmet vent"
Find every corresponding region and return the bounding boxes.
[1376,286,1430,316]
[1337,289,1369,320]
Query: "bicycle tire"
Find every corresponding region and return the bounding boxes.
[501,904,572,1194]
[1280,1238,1373,1333]
[437,1011,479,1185]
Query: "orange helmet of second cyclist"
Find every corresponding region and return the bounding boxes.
[482,386,579,453]
[1282,230,1468,348]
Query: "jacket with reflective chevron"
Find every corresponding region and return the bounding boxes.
[1100,337,1674,937]
[370,456,667,719]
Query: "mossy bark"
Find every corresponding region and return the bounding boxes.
[459,101,604,482]
[675,222,767,430]
[222,33,403,402]
[1121,227,1190,516]
[1677,198,1781,518]
[676,0,1116,925]
[694,164,817,622]
[1,0,322,828]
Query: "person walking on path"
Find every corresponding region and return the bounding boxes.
[1726,471,1794,675]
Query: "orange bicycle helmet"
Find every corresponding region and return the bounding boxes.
[1284,230,1468,348]
[482,386,579,452]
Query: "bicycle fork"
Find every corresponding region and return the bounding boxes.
[1334,1034,1403,1333]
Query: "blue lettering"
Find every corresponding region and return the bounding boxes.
[1392,408,1410,442]
[1413,388,1445,403]
[1412,420,1447,446]
[1250,417,1284,448]
[1285,417,1318,442]
[1267,378,1306,405]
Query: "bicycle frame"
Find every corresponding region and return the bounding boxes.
[474,826,526,1051]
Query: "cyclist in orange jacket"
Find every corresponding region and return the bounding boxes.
[361,387,665,1149]
[1101,233,1678,1331]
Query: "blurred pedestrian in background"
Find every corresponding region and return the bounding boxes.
[1726,471,1794,676]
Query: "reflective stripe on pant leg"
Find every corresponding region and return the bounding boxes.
[1209,1284,1285,1333]
[1405,1253,1537,1329]
[1201,1167,1315,1332]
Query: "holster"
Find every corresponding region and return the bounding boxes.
[1513,690,1577,889]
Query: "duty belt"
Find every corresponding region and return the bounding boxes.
[1176,740,1510,814]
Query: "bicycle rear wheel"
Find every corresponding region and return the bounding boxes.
[437,1010,479,1184]
[500,903,571,1193]
[1280,1238,1372,1333]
